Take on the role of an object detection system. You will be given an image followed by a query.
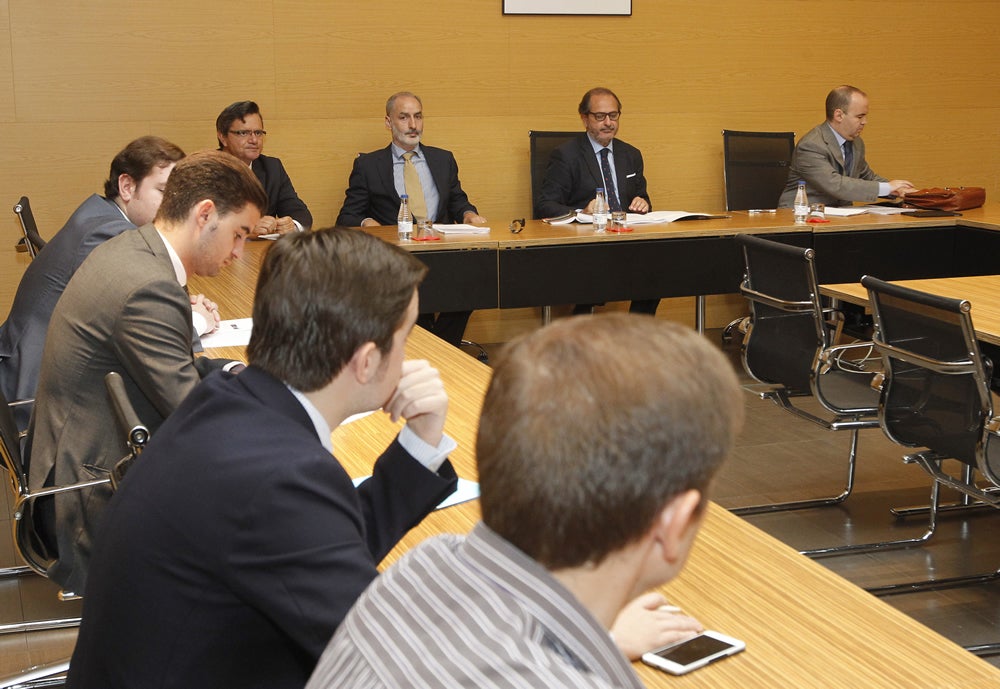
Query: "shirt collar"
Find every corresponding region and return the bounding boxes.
[287,386,334,453]
[154,226,188,287]
[391,142,422,161]
[827,122,848,148]
[586,133,614,155]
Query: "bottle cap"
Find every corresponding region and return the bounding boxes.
[596,187,605,193]
[401,194,408,198]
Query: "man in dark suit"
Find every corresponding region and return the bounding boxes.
[217,100,313,234]
[336,91,486,347]
[67,228,458,689]
[778,85,915,208]
[27,151,267,594]
[0,137,188,428]
[536,87,658,315]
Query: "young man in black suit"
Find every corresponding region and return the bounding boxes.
[67,228,458,689]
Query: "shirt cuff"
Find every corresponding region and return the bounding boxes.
[292,219,305,233]
[192,311,209,336]
[397,425,456,473]
[222,361,246,373]
[877,182,891,197]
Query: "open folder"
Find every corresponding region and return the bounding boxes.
[544,210,729,225]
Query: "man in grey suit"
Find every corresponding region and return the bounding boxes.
[27,150,268,593]
[0,137,186,428]
[779,85,916,207]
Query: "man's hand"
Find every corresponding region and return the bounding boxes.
[610,592,703,661]
[252,215,278,237]
[628,196,650,213]
[273,215,297,234]
[190,294,221,334]
[384,359,448,447]
[360,218,380,227]
[888,180,918,197]
[462,211,488,224]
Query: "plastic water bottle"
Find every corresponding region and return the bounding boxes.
[793,181,809,225]
[397,194,412,240]
[593,188,609,232]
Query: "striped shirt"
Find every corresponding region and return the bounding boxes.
[306,522,644,689]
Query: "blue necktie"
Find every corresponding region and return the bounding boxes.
[599,148,622,211]
[843,140,854,176]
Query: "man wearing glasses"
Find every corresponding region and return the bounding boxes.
[536,87,657,315]
[216,100,313,236]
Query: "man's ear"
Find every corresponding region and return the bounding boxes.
[118,174,137,203]
[192,199,216,232]
[349,341,381,385]
[655,489,703,565]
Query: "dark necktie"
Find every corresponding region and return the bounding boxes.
[843,140,854,176]
[599,148,622,212]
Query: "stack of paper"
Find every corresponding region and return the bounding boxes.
[431,224,490,234]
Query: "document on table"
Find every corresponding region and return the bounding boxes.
[544,210,728,225]
[199,318,253,348]
[823,207,869,217]
[431,224,490,234]
[858,205,910,215]
[351,476,480,510]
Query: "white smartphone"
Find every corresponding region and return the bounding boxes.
[640,630,745,675]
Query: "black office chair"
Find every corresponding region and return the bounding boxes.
[720,131,796,344]
[528,130,579,324]
[528,130,578,219]
[733,235,939,557]
[13,196,46,259]
[861,276,1000,656]
[721,130,795,211]
[0,373,147,634]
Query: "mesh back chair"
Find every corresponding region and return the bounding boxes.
[734,235,938,557]
[13,196,46,259]
[862,276,1000,655]
[528,130,577,219]
[722,130,795,211]
[0,373,147,635]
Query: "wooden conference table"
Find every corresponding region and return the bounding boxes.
[359,204,1000,323]
[194,240,1000,688]
[822,274,1000,346]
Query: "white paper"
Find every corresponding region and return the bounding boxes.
[431,224,490,234]
[823,207,869,217]
[351,476,480,510]
[857,205,909,215]
[199,318,253,348]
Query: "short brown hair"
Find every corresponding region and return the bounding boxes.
[477,314,743,569]
[825,85,866,120]
[155,150,267,224]
[104,136,185,200]
[247,227,427,391]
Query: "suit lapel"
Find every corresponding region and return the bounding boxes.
[821,125,848,174]
[578,135,604,190]
[375,145,399,202]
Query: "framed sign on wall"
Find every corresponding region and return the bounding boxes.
[503,0,631,16]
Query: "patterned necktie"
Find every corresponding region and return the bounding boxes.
[599,148,622,212]
[402,151,429,219]
[843,140,854,176]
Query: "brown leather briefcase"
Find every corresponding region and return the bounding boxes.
[903,186,986,211]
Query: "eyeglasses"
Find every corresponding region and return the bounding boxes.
[587,111,620,122]
[509,218,525,234]
[228,129,267,139]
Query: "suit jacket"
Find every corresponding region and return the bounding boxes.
[535,133,650,219]
[336,144,478,226]
[253,153,312,230]
[67,366,458,689]
[26,223,224,592]
[0,195,134,427]
[778,122,887,207]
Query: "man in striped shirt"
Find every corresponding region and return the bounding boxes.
[308,314,744,688]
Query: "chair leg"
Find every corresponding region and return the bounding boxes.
[0,565,34,579]
[0,659,70,689]
[804,479,940,558]
[966,643,1000,658]
[890,465,999,517]
[731,428,858,516]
